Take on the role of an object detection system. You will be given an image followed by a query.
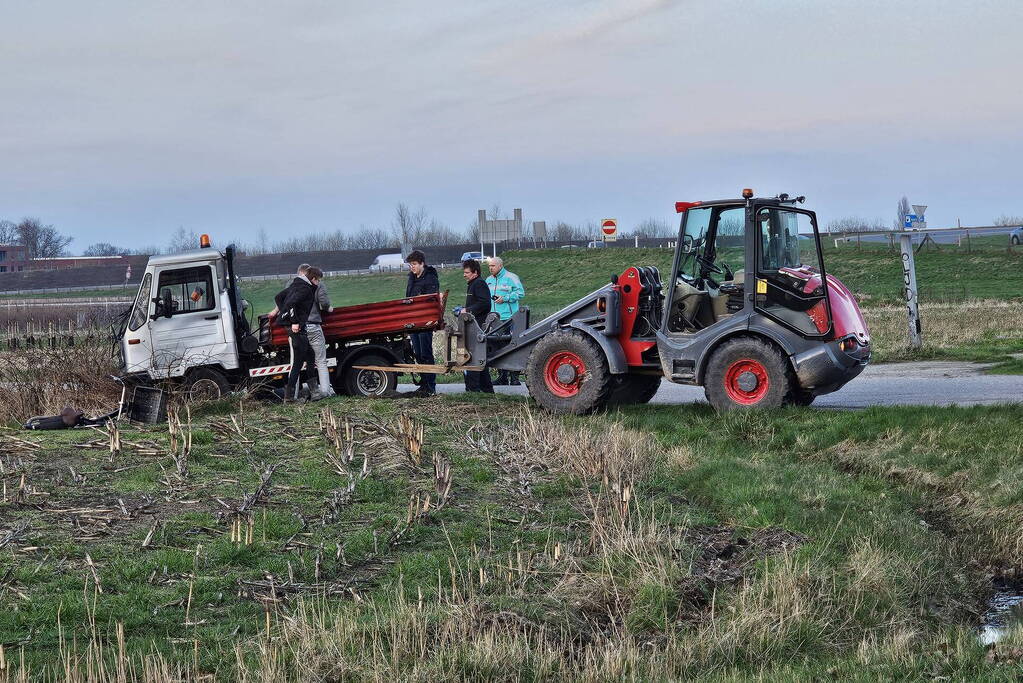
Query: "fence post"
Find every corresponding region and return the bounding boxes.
[899,233,922,349]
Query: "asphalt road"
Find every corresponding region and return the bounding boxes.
[399,362,1023,409]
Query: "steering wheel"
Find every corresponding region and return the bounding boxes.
[696,254,723,276]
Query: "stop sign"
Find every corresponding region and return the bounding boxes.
[601,219,617,238]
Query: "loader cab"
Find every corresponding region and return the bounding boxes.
[663,195,831,339]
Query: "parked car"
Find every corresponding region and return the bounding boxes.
[459,251,490,264]
[586,241,606,249]
[368,254,405,272]
[560,244,579,249]
[1011,227,1022,246]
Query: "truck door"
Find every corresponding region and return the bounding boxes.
[148,264,230,377]
[122,272,154,374]
[752,207,832,338]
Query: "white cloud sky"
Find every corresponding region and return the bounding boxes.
[1,0,1021,250]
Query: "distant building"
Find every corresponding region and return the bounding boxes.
[0,244,29,273]
[27,255,129,270]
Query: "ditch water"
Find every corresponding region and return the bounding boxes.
[979,582,1023,645]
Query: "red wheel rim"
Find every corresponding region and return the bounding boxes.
[544,351,587,397]
[724,359,769,405]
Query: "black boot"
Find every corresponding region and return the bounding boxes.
[493,370,509,386]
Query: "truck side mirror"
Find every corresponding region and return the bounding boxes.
[162,290,174,317]
[681,234,694,254]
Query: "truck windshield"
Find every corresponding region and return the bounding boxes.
[128,273,152,331]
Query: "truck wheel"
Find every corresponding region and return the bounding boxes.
[182,368,230,403]
[607,374,661,406]
[703,337,792,411]
[525,330,612,415]
[341,354,397,398]
[1012,235,1020,245]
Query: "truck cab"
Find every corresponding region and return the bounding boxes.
[120,246,243,382]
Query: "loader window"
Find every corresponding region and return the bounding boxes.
[156,266,215,315]
[128,273,152,331]
[754,208,831,337]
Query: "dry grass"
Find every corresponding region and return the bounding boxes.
[0,343,121,425]
[862,300,1023,361]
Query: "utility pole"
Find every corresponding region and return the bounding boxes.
[899,233,922,349]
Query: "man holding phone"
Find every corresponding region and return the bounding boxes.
[485,257,525,385]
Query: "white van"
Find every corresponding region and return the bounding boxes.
[368,254,405,272]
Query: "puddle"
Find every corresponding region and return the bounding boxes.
[979,582,1023,645]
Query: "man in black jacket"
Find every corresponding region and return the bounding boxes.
[275,267,321,401]
[404,250,439,397]
[458,259,494,393]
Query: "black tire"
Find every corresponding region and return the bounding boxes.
[182,367,231,403]
[339,354,398,398]
[787,391,816,407]
[1012,235,1020,246]
[525,330,612,415]
[607,374,662,406]
[703,337,793,411]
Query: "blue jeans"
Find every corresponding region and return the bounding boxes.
[410,331,435,392]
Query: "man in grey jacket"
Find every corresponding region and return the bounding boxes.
[305,267,335,399]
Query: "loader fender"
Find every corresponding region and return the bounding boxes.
[567,320,628,374]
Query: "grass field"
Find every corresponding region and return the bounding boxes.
[2,393,1022,680]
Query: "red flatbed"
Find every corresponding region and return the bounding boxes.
[259,293,446,349]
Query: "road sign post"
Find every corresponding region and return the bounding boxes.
[899,233,922,349]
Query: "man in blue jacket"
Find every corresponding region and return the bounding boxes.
[404,250,439,397]
[485,257,525,385]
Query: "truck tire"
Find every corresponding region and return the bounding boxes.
[340,354,397,398]
[525,330,612,415]
[703,337,793,411]
[607,374,661,406]
[182,367,230,403]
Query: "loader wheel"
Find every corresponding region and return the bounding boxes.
[341,354,397,398]
[525,330,612,415]
[182,367,230,403]
[607,374,662,406]
[704,337,792,411]
[787,390,816,407]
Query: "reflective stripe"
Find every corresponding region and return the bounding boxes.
[248,356,337,377]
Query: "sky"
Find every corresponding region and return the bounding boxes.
[2,0,1022,252]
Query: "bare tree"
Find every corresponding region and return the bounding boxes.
[392,203,429,252]
[0,220,16,245]
[993,215,1023,226]
[83,242,131,256]
[167,227,199,253]
[826,216,888,234]
[13,218,73,258]
[629,218,674,238]
[894,196,911,230]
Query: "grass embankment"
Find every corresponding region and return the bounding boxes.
[2,395,1022,680]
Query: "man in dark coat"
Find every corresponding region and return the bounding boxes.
[275,267,321,401]
[458,259,493,393]
[404,250,439,397]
